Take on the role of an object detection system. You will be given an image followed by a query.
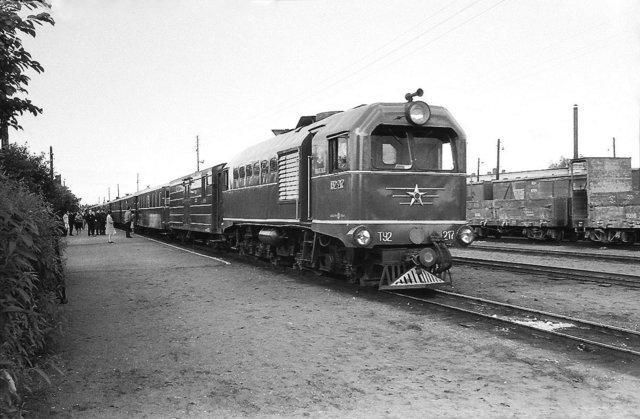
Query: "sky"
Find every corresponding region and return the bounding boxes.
[10,0,640,205]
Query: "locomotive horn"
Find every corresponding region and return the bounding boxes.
[405,88,424,102]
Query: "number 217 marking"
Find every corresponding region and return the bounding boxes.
[442,230,455,240]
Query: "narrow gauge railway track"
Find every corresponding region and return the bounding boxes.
[452,256,640,288]
[468,243,640,263]
[386,289,640,357]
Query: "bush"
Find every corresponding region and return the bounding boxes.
[0,172,66,417]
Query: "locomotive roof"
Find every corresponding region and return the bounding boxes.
[227,101,465,167]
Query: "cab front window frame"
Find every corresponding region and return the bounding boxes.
[370,125,457,172]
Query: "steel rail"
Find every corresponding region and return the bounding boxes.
[452,256,640,288]
[385,289,640,357]
[467,244,640,263]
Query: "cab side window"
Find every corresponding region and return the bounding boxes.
[329,137,348,173]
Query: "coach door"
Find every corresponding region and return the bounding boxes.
[211,163,227,234]
[182,177,192,227]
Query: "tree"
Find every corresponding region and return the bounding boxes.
[0,142,79,213]
[0,0,54,148]
[548,156,572,169]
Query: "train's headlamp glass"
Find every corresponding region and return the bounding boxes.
[348,226,372,247]
[456,225,475,247]
[405,101,431,125]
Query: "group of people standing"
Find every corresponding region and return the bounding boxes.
[62,210,105,236]
[62,207,136,244]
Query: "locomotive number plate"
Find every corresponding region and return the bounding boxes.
[378,231,393,242]
[330,179,345,190]
[442,230,454,240]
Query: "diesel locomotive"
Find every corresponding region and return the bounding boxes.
[94,90,475,289]
[467,157,640,244]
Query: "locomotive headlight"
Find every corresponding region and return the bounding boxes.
[405,101,431,125]
[456,225,475,247]
[347,226,372,247]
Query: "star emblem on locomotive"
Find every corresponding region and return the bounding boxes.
[406,184,426,206]
[386,184,443,206]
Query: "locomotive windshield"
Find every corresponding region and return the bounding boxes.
[371,125,456,171]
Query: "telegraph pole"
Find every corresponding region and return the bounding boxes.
[49,146,54,180]
[496,139,501,180]
[612,137,616,158]
[196,135,204,171]
[476,158,481,182]
[573,104,579,159]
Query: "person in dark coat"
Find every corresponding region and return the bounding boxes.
[87,210,97,236]
[68,212,76,236]
[74,212,84,235]
[97,210,107,235]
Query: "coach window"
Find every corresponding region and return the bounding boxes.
[245,164,253,186]
[190,178,201,199]
[252,162,260,186]
[221,170,229,191]
[260,160,269,184]
[233,168,239,189]
[329,137,348,173]
[239,166,246,188]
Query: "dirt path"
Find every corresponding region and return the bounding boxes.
[28,235,640,417]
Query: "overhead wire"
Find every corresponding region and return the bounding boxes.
[464,27,632,96]
[343,0,510,86]
[265,0,495,118]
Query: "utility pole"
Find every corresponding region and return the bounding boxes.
[117,184,120,199]
[573,104,579,159]
[49,146,54,180]
[612,137,616,158]
[196,135,204,171]
[476,158,481,182]
[496,138,501,180]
